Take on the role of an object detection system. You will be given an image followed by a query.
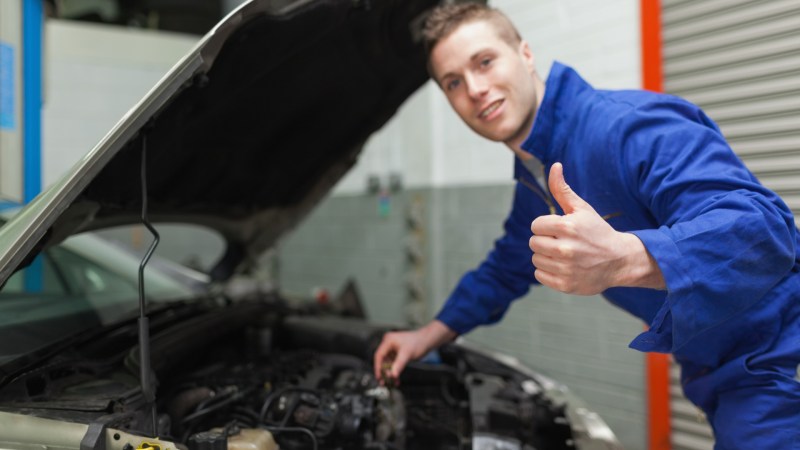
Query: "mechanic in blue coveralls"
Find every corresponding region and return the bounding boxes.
[373,3,800,448]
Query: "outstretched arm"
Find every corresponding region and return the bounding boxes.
[373,174,549,380]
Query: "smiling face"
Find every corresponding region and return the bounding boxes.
[430,20,540,149]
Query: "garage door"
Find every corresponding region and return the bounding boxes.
[661,0,800,449]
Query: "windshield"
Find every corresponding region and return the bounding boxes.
[0,229,204,365]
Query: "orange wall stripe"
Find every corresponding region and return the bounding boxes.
[641,1,671,449]
[647,350,672,450]
[641,0,663,92]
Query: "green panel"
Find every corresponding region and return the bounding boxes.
[277,191,412,326]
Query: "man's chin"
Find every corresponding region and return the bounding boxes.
[471,126,513,143]
[502,126,532,149]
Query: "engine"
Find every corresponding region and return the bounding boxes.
[165,351,406,449]
[152,311,576,450]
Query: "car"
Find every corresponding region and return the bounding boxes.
[0,1,623,449]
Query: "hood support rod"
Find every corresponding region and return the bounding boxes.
[138,133,160,435]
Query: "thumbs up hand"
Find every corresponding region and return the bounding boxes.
[529,163,664,295]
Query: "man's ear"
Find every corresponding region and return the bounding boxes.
[519,40,535,73]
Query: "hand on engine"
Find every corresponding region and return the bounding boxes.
[373,320,457,383]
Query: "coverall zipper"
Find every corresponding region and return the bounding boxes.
[517,176,556,215]
[518,176,622,221]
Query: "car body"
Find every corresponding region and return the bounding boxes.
[0,1,623,449]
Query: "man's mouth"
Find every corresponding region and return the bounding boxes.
[479,100,503,119]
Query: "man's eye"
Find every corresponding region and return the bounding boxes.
[446,79,461,91]
[480,57,492,67]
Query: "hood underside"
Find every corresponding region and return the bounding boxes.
[0,0,447,283]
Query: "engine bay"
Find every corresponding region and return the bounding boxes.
[153,307,575,449]
[0,301,578,450]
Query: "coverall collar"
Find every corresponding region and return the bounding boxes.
[521,61,585,164]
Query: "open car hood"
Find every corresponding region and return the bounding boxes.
[0,0,446,284]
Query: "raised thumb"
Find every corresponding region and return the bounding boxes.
[548,162,587,214]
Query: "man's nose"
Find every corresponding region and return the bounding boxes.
[465,73,488,99]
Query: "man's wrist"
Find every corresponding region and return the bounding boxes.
[423,320,458,348]
[617,232,666,290]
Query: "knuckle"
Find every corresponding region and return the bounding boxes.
[551,279,567,293]
[557,243,574,259]
[531,221,542,235]
[557,220,577,236]
[560,281,577,294]
[533,269,544,283]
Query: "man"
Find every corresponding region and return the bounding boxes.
[373,3,800,448]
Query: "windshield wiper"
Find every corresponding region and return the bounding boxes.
[0,299,198,391]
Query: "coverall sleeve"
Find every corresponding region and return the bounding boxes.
[618,100,797,354]
[435,181,542,335]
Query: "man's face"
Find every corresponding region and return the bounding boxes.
[430,20,538,146]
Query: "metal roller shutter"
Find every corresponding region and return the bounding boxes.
[661,1,800,449]
[667,356,714,450]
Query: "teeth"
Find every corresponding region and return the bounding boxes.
[480,101,500,118]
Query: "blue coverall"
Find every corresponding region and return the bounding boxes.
[436,62,800,448]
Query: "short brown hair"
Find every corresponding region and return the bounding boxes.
[422,2,522,59]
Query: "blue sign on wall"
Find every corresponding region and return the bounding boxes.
[0,41,15,131]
